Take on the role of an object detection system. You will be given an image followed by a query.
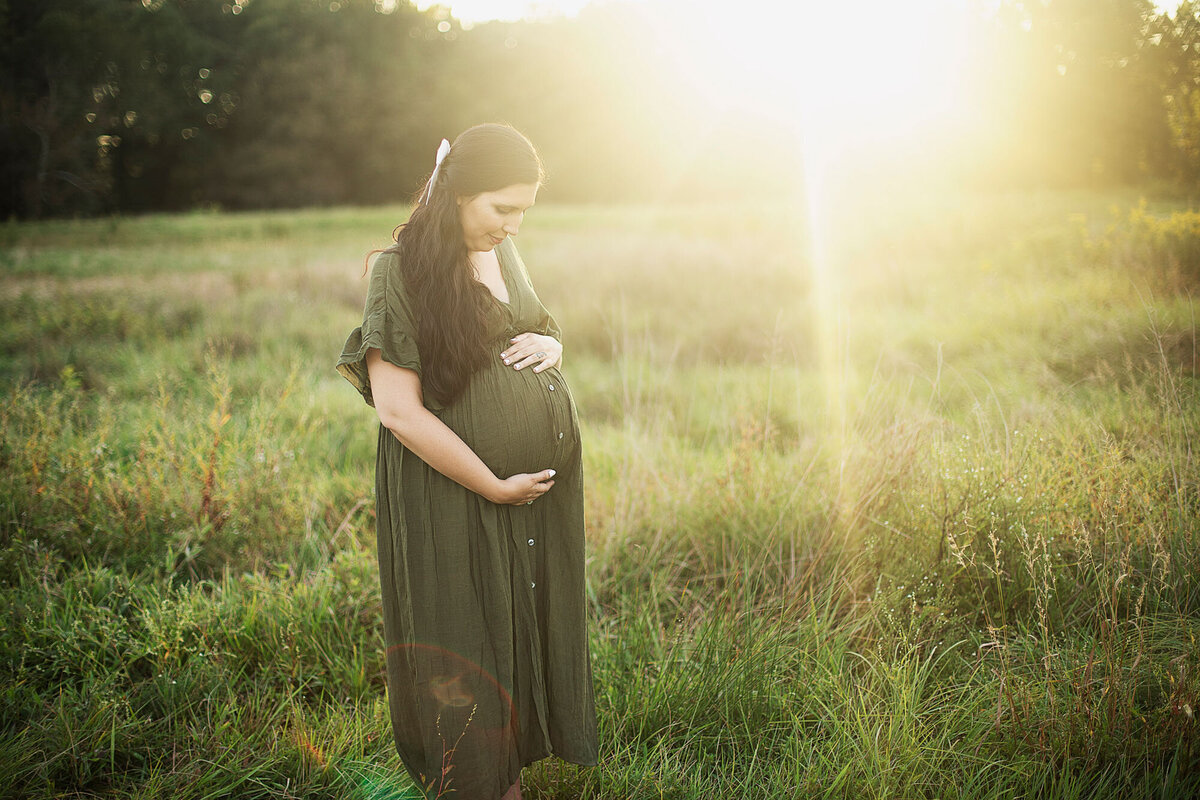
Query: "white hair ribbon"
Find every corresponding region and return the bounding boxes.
[422,138,451,205]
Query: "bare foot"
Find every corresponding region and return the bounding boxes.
[500,779,523,800]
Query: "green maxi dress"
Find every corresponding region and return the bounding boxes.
[335,237,599,799]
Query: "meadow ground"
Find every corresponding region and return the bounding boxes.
[1,189,1198,798]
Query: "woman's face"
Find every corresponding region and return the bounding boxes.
[457,183,539,252]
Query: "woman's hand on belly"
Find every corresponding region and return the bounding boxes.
[490,468,557,505]
[500,332,562,373]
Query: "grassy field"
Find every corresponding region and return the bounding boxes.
[1,189,1198,799]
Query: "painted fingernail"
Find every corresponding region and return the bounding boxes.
[504,359,510,365]
[549,469,556,477]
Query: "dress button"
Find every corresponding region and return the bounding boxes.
[548,384,555,391]
[530,581,536,589]
[527,538,535,546]
[558,432,564,439]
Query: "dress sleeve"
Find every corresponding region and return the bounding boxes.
[335,251,422,408]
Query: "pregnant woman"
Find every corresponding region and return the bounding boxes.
[336,124,599,799]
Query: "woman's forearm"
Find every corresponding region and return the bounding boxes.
[363,348,552,504]
[365,349,502,500]
[381,406,504,502]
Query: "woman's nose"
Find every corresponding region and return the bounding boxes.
[503,215,521,235]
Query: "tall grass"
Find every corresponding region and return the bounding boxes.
[1,191,1198,798]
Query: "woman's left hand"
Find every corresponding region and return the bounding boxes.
[500,332,562,373]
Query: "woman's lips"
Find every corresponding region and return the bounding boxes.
[489,234,504,245]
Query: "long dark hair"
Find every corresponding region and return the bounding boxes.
[389,123,544,406]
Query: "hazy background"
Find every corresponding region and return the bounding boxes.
[4,0,1200,219]
[4,3,1200,798]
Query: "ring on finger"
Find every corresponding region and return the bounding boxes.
[526,500,534,505]
[535,351,545,358]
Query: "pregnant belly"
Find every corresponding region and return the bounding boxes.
[435,359,581,478]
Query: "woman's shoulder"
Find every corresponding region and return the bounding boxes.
[500,237,533,281]
[370,243,404,272]
[365,244,417,310]
[367,243,408,286]
[500,236,521,261]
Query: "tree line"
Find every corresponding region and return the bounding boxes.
[2,0,1199,219]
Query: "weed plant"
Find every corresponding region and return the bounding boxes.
[1,191,1197,798]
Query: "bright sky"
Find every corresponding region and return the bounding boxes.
[427,0,1185,24]
[416,0,591,23]
[424,0,1189,202]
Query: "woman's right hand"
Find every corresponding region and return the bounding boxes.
[490,469,556,505]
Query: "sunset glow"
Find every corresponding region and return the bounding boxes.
[434,0,974,151]
[416,0,593,23]
[437,0,1186,23]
